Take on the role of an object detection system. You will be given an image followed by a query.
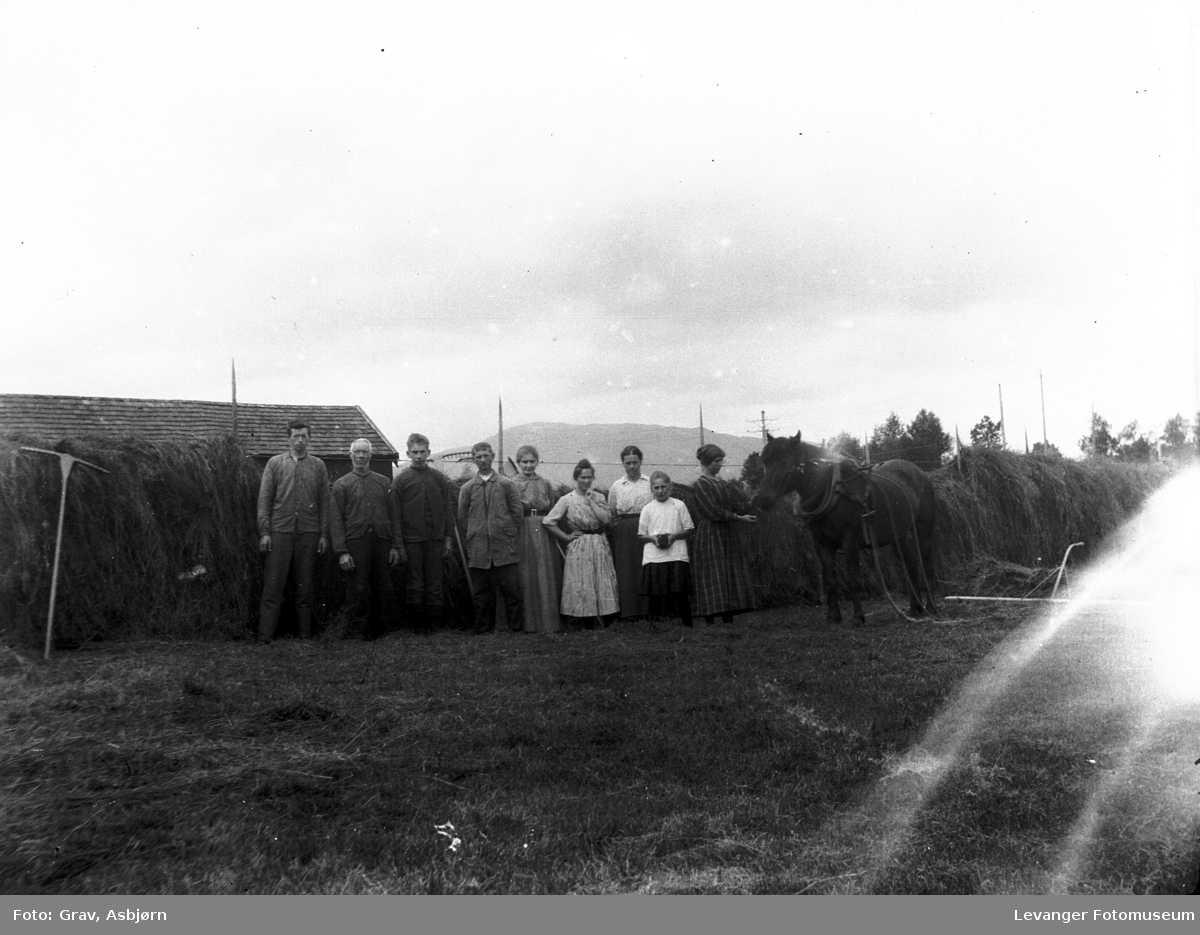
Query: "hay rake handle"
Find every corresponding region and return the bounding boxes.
[19,447,110,660]
[944,540,1088,606]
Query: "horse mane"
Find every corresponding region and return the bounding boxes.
[761,433,826,466]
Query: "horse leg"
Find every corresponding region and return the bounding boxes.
[893,536,927,617]
[918,529,938,616]
[843,532,866,626]
[817,543,842,624]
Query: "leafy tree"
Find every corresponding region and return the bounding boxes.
[740,450,764,489]
[1031,440,1061,458]
[869,412,912,462]
[906,409,952,470]
[970,415,1003,449]
[1114,421,1153,462]
[1078,412,1116,457]
[1161,413,1190,460]
[827,431,865,462]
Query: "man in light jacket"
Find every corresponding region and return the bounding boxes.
[257,420,330,641]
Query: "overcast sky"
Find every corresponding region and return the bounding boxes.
[2,1,1196,456]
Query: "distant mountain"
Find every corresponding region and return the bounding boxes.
[436,422,765,488]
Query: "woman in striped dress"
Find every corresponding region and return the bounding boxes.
[511,445,563,633]
[689,444,758,624]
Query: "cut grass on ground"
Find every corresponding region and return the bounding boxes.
[1,603,1196,894]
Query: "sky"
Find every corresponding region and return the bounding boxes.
[2,0,1196,456]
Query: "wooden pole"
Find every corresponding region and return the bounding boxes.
[231,358,239,438]
[998,383,1007,448]
[1039,369,1047,447]
[44,460,71,660]
[699,403,705,448]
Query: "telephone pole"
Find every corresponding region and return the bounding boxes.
[747,410,776,443]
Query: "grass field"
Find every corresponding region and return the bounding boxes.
[4,599,1196,895]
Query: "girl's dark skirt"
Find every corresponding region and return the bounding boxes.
[640,560,691,596]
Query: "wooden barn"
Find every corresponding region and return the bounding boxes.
[0,393,400,480]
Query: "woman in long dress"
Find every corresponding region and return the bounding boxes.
[511,445,563,633]
[607,444,652,619]
[543,459,619,627]
[690,444,758,624]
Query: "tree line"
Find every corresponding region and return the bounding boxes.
[1078,412,1199,462]
[740,408,1199,486]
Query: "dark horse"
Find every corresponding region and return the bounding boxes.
[752,432,937,625]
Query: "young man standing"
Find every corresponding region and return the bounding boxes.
[331,438,402,640]
[389,433,455,634]
[257,420,330,641]
[457,441,524,634]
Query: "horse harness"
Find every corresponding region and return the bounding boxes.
[793,457,874,525]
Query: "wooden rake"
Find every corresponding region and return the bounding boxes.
[20,447,110,660]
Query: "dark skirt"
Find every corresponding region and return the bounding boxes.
[515,518,563,633]
[640,560,691,596]
[691,519,757,617]
[612,514,650,617]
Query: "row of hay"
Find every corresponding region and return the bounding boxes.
[931,447,1169,587]
[0,436,1172,647]
[0,436,263,647]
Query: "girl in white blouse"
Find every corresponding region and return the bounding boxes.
[636,471,695,627]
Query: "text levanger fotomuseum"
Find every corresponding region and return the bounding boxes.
[1013,909,1195,923]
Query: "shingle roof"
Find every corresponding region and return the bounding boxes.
[0,394,399,461]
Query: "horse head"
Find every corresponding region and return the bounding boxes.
[753,430,823,512]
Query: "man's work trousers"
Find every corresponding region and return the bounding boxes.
[403,539,445,608]
[259,531,319,641]
[470,562,523,633]
[343,533,394,639]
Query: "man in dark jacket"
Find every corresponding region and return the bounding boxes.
[390,433,455,633]
[331,438,402,640]
[457,441,524,634]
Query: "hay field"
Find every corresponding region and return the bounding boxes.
[1,437,1191,894]
[2,600,1196,894]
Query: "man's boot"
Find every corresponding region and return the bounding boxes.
[406,603,425,635]
[422,603,441,635]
